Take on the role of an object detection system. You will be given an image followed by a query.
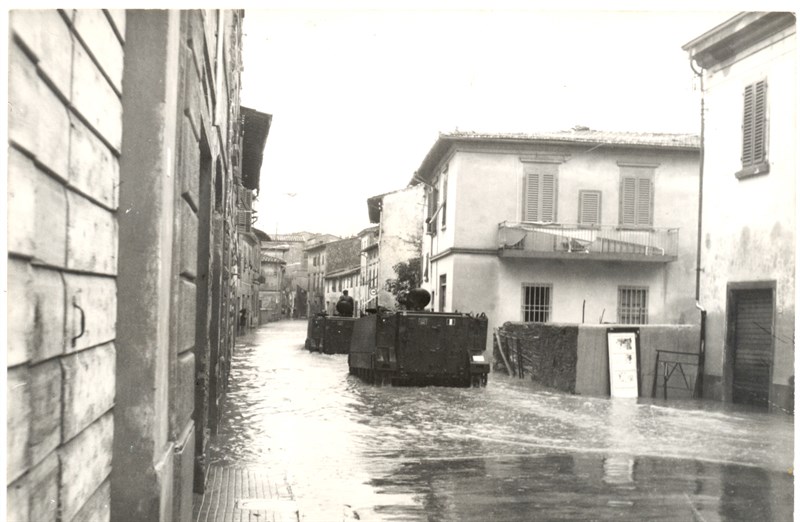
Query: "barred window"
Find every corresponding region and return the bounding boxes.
[618,286,648,324]
[522,284,552,323]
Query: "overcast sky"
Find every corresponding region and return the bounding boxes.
[240,7,739,238]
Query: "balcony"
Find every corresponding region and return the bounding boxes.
[498,222,678,262]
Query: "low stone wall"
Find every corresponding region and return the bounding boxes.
[494,323,701,398]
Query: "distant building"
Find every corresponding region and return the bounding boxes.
[411,129,700,353]
[356,226,380,314]
[683,12,796,412]
[323,237,362,314]
[237,107,273,331]
[367,186,425,311]
[303,233,340,315]
[259,253,286,323]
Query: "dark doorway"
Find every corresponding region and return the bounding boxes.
[729,287,774,408]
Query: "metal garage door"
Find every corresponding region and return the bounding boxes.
[732,289,774,407]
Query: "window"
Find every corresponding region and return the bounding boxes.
[618,286,648,324]
[578,190,601,226]
[523,163,557,222]
[439,274,447,311]
[426,185,439,234]
[739,80,768,177]
[619,166,653,228]
[522,284,552,323]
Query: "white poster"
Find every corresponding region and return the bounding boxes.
[607,330,639,398]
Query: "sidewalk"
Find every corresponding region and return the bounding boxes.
[193,329,299,522]
[193,464,298,522]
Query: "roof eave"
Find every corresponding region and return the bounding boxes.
[240,107,273,191]
[683,12,796,68]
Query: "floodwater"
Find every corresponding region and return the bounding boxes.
[208,319,794,521]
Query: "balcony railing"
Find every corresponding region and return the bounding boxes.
[498,222,679,261]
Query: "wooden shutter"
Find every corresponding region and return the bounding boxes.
[427,187,439,234]
[619,167,653,227]
[636,177,652,226]
[525,172,539,221]
[579,191,601,225]
[620,177,637,226]
[237,210,251,232]
[524,164,558,222]
[742,80,767,167]
[540,172,555,222]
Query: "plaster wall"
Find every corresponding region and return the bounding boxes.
[697,28,796,406]
[378,186,425,310]
[451,144,699,258]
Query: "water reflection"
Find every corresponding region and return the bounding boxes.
[208,321,793,521]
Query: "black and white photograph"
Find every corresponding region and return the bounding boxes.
[3,2,796,521]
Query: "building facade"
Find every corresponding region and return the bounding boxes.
[323,237,362,314]
[261,232,333,319]
[235,108,272,331]
[366,186,425,311]
[303,234,340,315]
[683,12,796,412]
[356,226,380,314]
[258,254,286,323]
[413,130,701,353]
[7,9,251,521]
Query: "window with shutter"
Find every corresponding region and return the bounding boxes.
[578,190,601,226]
[523,163,558,222]
[237,210,252,232]
[739,80,769,178]
[440,168,448,230]
[619,167,654,228]
[426,186,439,235]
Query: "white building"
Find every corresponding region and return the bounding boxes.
[683,12,796,412]
[367,186,426,311]
[412,129,701,353]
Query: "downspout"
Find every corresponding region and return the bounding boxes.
[690,57,707,398]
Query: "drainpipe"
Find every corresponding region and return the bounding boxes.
[690,57,706,398]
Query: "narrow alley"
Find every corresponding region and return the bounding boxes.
[195,320,794,522]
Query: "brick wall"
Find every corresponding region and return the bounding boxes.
[7,9,123,521]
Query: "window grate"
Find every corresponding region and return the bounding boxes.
[618,286,649,324]
[522,284,552,322]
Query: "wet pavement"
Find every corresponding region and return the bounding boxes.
[196,319,794,521]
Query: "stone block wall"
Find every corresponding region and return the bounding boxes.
[7,9,123,521]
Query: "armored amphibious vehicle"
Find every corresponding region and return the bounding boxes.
[348,289,489,387]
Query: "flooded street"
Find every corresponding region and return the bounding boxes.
[207,320,794,521]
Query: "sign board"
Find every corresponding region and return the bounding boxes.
[606,328,640,398]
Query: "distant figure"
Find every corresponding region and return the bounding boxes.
[336,290,354,317]
[239,308,247,332]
